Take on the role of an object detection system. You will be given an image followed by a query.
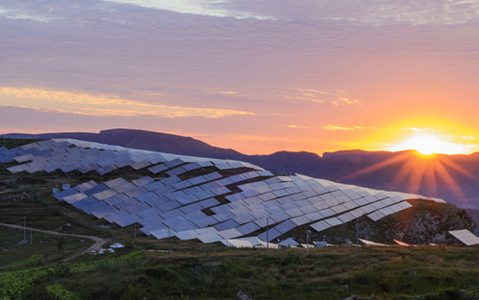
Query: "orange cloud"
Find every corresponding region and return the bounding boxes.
[0,87,253,118]
[323,125,370,131]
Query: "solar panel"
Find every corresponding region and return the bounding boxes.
[159,200,181,212]
[349,208,365,218]
[132,176,154,187]
[372,201,386,210]
[304,212,324,222]
[324,217,343,227]
[274,220,297,234]
[191,216,216,228]
[291,216,310,226]
[165,158,185,169]
[299,205,316,215]
[249,209,270,219]
[130,160,152,170]
[187,176,208,186]
[343,201,359,210]
[163,216,198,232]
[258,228,281,242]
[368,211,385,222]
[162,209,185,220]
[166,166,187,176]
[285,208,303,218]
[379,206,394,216]
[54,188,81,201]
[114,159,135,168]
[359,238,386,246]
[150,228,176,239]
[197,198,221,208]
[135,192,159,203]
[92,189,118,201]
[113,182,136,193]
[449,229,479,246]
[143,181,166,192]
[160,175,182,185]
[179,203,202,214]
[176,229,201,241]
[63,193,88,204]
[337,212,354,223]
[331,205,347,215]
[210,186,230,196]
[214,219,240,231]
[218,228,243,239]
[380,198,395,207]
[310,221,331,232]
[125,187,148,198]
[318,208,335,218]
[96,164,118,175]
[270,211,290,223]
[398,201,413,209]
[148,164,169,174]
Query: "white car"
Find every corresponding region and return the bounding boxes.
[107,248,115,253]
[98,249,106,254]
[110,243,124,249]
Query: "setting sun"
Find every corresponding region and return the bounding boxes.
[388,134,470,155]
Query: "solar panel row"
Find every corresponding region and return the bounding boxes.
[3,139,444,245]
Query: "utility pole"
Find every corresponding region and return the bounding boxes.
[266,218,269,250]
[306,230,311,254]
[24,217,26,242]
[356,218,359,257]
[168,226,172,253]
[30,229,32,245]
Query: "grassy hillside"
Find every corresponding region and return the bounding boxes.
[2,245,479,300]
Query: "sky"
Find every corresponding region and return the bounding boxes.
[1,0,479,156]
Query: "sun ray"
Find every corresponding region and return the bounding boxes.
[406,156,428,194]
[387,154,416,191]
[430,159,466,201]
[341,151,412,181]
[437,155,479,182]
[424,158,438,197]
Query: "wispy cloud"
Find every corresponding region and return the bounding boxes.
[323,125,371,131]
[0,88,254,118]
[218,0,479,25]
[103,0,274,20]
[402,127,435,132]
[331,97,362,106]
[288,125,308,129]
[0,8,51,22]
[291,88,362,106]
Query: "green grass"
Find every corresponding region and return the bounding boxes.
[2,245,479,300]
[0,226,95,267]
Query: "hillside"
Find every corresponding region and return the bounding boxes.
[1,138,479,300]
[4,129,479,208]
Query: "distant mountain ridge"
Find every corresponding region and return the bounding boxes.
[4,128,479,208]
[3,129,244,159]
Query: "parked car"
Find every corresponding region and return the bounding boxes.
[98,249,105,254]
[110,243,124,249]
[89,251,96,255]
[107,248,115,253]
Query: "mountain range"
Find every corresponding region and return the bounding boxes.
[4,128,479,209]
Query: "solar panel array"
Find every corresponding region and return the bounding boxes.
[2,139,448,244]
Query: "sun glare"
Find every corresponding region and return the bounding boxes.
[389,135,469,155]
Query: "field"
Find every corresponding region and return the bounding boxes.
[1,139,479,299]
[2,242,479,300]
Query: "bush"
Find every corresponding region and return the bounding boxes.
[423,289,462,300]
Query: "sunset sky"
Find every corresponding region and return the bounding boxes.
[1,0,479,156]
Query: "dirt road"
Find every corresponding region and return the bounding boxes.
[0,222,110,261]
